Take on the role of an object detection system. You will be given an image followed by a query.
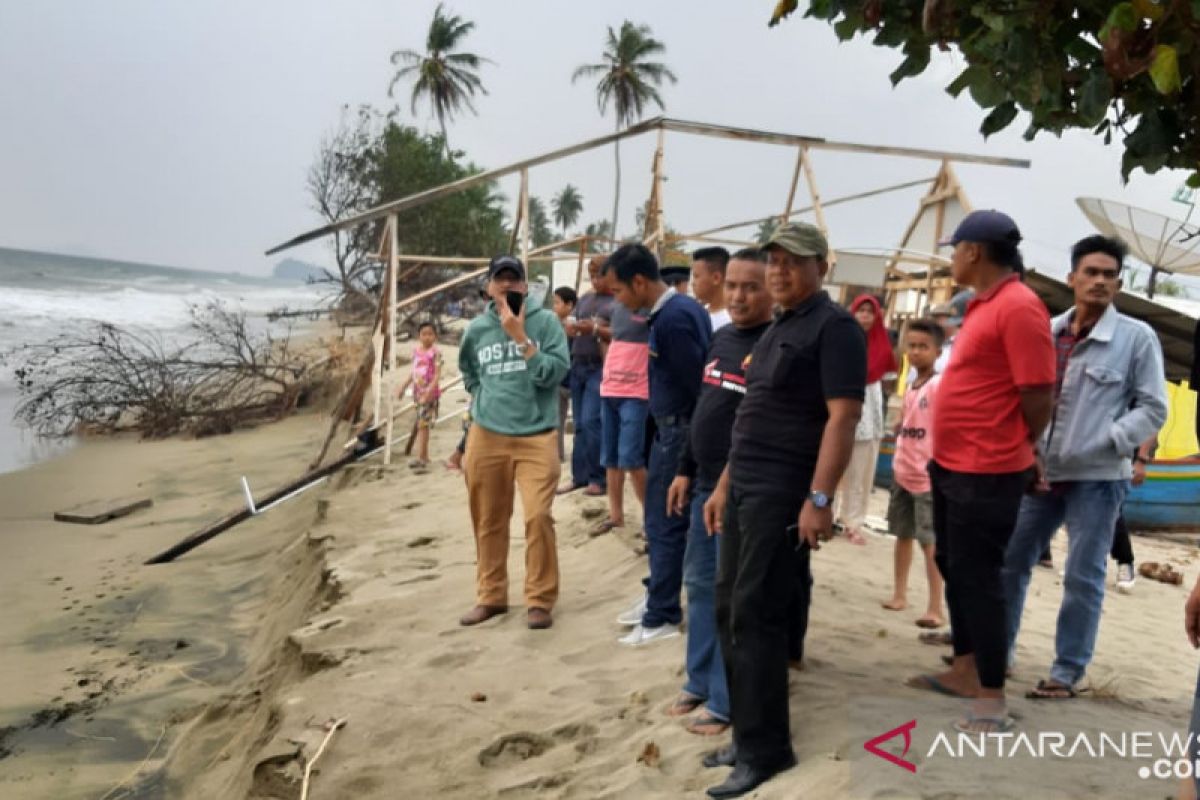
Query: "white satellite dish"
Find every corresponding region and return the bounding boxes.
[1076,197,1200,297]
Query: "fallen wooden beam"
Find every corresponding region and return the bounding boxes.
[55,497,153,525]
[145,450,361,565]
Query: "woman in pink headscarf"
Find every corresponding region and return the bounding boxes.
[836,294,898,544]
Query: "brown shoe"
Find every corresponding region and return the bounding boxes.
[460,605,507,626]
[527,607,553,630]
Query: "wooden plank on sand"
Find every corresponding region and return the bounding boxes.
[54,497,153,525]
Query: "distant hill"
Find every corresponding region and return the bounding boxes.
[273,258,328,283]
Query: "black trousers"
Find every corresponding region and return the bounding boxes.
[929,461,1031,690]
[715,487,809,770]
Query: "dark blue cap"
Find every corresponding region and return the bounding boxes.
[939,210,1022,248]
[487,254,525,281]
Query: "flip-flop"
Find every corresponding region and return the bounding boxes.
[905,673,975,699]
[954,714,1015,734]
[589,519,622,537]
[919,631,953,646]
[583,484,606,496]
[915,616,944,629]
[685,713,730,736]
[556,482,586,496]
[1026,679,1078,700]
[665,693,704,717]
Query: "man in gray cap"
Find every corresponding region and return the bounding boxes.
[928,289,973,374]
[701,222,866,797]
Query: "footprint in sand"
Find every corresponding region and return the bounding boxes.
[406,536,436,548]
[478,732,555,767]
[425,646,481,669]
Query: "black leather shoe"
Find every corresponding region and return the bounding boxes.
[706,754,797,799]
[702,743,737,768]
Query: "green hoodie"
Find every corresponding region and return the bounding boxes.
[459,300,570,436]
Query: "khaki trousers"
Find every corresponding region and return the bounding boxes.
[463,425,561,610]
[835,438,881,531]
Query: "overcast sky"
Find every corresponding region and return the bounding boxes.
[0,1,1194,285]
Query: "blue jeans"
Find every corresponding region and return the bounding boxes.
[642,420,689,628]
[600,397,648,469]
[569,363,604,487]
[1002,480,1127,686]
[682,484,729,721]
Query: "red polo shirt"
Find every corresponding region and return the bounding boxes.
[932,274,1054,474]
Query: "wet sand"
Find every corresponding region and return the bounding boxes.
[0,411,335,798]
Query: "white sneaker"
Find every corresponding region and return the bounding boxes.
[616,594,647,626]
[1116,563,1136,594]
[619,623,681,646]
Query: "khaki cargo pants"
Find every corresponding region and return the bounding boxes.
[463,425,560,610]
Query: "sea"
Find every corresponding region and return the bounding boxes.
[0,246,328,475]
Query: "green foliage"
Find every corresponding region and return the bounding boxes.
[769,1,1200,180]
[755,217,780,244]
[551,184,584,237]
[370,120,507,258]
[573,21,677,247]
[527,196,555,248]
[388,3,491,153]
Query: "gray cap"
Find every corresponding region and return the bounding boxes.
[761,222,829,259]
[930,289,974,326]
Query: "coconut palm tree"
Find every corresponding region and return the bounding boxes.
[572,21,676,247]
[388,3,490,155]
[551,185,584,239]
[755,217,780,245]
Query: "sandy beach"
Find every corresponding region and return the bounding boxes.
[2,343,1199,799]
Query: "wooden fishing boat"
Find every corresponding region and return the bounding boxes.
[874,436,1200,531]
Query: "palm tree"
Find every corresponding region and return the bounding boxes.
[572,21,676,247]
[388,3,490,155]
[755,217,780,245]
[551,185,584,239]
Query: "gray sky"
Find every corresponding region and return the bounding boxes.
[0,1,1194,285]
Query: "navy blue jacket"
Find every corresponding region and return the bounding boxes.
[647,292,711,419]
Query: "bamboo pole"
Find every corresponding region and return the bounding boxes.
[573,237,588,293]
[666,233,756,248]
[926,162,949,309]
[652,127,666,260]
[518,168,531,264]
[679,178,933,242]
[800,146,834,268]
[781,145,805,222]
[383,213,399,465]
[395,267,488,312]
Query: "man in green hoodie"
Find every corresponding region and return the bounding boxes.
[459,255,571,630]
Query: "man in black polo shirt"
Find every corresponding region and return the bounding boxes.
[663,248,774,736]
[702,223,866,798]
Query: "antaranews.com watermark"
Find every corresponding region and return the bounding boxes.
[865,719,1200,782]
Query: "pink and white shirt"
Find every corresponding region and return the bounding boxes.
[893,374,939,494]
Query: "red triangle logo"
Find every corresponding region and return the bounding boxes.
[864,719,918,773]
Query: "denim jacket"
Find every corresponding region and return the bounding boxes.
[1041,304,1168,482]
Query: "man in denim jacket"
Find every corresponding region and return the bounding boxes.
[1002,235,1167,699]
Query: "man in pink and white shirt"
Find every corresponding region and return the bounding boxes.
[883,318,945,629]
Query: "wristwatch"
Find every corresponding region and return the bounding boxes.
[807,490,832,509]
[515,339,537,355]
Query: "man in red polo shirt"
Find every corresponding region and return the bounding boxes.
[905,210,1055,734]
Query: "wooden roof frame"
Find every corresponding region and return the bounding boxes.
[266,116,1029,255]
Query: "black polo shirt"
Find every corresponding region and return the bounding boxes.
[728,290,867,497]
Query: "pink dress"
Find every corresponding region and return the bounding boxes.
[412,346,443,402]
